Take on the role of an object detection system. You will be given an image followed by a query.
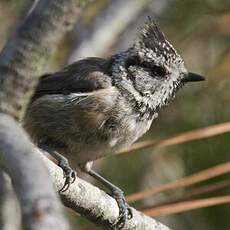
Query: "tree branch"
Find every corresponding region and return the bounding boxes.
[117,122,230,155]
[126,162,230,203]
[0,0,88,120]
[0,1,170,229]
[113,0,173,52]
[0,113,69,230]
[69,0,151,62]
[143,195,230,217]
[36,148,170,230]
[137,179,230,211]
[0,171,21,230]
[0,0,92,228]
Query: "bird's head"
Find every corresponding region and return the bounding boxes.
[112,18,204,116]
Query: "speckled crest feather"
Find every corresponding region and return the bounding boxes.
[138,18,183,65]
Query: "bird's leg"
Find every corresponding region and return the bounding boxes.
[80,162,132,229]
[39,144,77,192]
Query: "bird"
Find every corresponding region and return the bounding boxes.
[23,18,205,228]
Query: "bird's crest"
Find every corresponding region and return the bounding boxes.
[136,17,183,65]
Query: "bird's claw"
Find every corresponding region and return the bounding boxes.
[111,189,133,229]
[58,164,76,192]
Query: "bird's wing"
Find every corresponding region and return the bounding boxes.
[32,57,112,101]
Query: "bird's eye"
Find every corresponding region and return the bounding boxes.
[139,62,166,77]
[126,58,167,77]
[151,65,166,77]
[125,56,139,68]
[139,61,149,69]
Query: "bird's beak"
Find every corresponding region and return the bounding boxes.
[182,72,205,83]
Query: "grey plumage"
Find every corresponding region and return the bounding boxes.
[24,20,188,163]
[23,18,204,227]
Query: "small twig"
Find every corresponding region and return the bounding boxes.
[143,195,230,217]
[126,162,230,203]
[117,122,230,155]
[138,179,230,210]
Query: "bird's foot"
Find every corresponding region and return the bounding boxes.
[58,160,77,192]
[84,168,133,228]
[110,188,133,229]
[38,143,76,192]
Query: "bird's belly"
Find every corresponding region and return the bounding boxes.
[69,116,153,163]
[24,92,154,164]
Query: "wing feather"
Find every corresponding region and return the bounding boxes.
[32,57,112,101]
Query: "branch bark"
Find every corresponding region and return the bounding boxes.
[0,0,170,229]
[0,171,21,230]
[0,113,69,230]
[0,0,88,120]
[36,148,170,230]
[0,0,91,229]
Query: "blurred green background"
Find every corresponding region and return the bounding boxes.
[0,0,229,229]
